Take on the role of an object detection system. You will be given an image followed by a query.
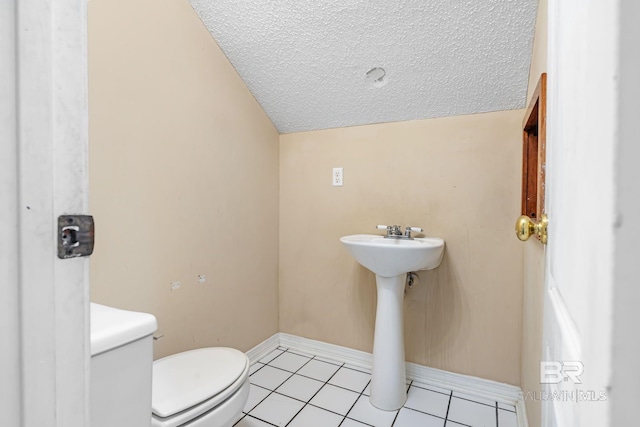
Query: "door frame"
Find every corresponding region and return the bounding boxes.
[0,0,90,426]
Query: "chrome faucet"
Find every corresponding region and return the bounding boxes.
[376,225,423,239]
[390,225,403,237]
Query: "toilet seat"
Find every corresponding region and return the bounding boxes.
[152,347,249,427]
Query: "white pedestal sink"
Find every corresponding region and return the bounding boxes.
[340,234,445,411]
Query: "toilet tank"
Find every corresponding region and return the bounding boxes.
[91,303,157,427]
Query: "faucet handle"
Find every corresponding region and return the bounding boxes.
[377,225,395,238]
[404,226,423,238]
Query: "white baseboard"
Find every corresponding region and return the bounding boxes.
[515,398,529,427]
[246,333,280,364]
[404,360,522,405]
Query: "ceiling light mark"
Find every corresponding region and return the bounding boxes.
[366,67,388,88]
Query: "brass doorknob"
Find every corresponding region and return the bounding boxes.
[515,214,548,244]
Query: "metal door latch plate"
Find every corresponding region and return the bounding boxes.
[58,215,95,259]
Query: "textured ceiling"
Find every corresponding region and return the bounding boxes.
[190,0,538,134]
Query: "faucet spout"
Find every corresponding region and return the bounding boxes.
[390,225,403,237]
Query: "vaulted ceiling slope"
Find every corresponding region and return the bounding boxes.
[190,0,538,134]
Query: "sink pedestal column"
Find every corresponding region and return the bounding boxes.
[369,274,407,411]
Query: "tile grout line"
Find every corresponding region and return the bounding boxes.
[240,348,303,425]
[402,406,447,421]
[240,414,278,427]
[409,382,453,397]
[282,359,347,427]
[339,365,372,375]
[390,405,401,426]
[442,394,498,427]
[444,390,453,423]
[238,381,276,419]
[305,361,347,407]
[266,349,317,426]
[453,395,499,409]
[401,383,466,421]
[261,363,354,390]
[337,372,369,426]
[238,413,278,426]
[237,349,294,425]
[255,361,375,398]
[340,378,378,427]
[389,380,413,426]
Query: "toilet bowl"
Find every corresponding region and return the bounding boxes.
[151,347,250,427]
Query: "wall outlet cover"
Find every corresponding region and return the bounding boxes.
[333,167,343,186]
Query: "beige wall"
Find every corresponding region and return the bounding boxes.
[88,0,280,359]
[521,0,547,425]
[280,110,524,386]
[528,0,548,103]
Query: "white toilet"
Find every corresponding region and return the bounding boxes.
[90,303,250,427]
[151,347,250,427]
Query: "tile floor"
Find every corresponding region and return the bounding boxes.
[234,347,519,427]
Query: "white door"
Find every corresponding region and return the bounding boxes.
[542,0,617,426]
[0,0,90,426]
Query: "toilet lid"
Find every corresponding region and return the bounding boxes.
[152,347,248,418]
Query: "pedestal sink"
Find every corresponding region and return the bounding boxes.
[340,234,445,411]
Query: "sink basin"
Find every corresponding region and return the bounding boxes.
[340,234,445,278]
[340,233,445,411]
